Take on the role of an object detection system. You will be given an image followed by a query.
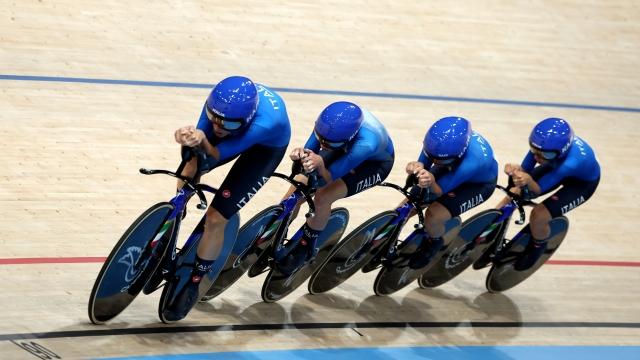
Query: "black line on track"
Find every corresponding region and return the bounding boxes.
[1,321,639,341]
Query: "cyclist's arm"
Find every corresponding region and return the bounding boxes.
[515,151,540,195]
[175,106,212,187]
[435,160,476,195]
[428,177,443,197]
[523,175,542,195]
[195,105,214,139]
[432,173,457,196]
[198,138,221,160]
[417,150,433,168]
[531,165,571,194]
[215,123,271,161]
[520,151,536,172]
[315,164,332,184]
[326,142,374,181]
[303,133,321,153]
[192,105,221,161]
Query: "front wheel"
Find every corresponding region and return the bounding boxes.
[201,205,282,302]
[419,210,502,289]
[308,211,397,294]
[88,202,176,324]
[373,217,462,296]
[486,217,569,293]
[261,208,350,303]
[159,212,240,322]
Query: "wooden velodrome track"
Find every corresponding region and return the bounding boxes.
[1,1,639,359]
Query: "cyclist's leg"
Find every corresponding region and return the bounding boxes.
[167,144,286,316]
[314,157,393,243]
[199,144,287,263]
[312,158,394,248]
[516,176,600,270]
[410,180,496,269]
[281,158,393,273]
[279,178,348,274]
[280,148,348,221]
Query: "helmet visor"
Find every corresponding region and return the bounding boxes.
[205,107,246,132]
[314,130,348,150]
[422,149,456,166]
[529,147,558,160]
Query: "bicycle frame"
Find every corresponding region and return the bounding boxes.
[128,165,216,291]
[477,185,536,262]
[246,171,317,265]
[363,179,427,264]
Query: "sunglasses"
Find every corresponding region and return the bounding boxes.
[422,149,456,166]
[530,147,558,160]
[314,131,348,150]
[205,107,245,132]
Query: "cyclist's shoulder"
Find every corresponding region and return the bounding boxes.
[358,110,390,145]
[570,136,596,156]
[466,134,496,163]
[470,130,492,144]
[361,109,388,131]
[255,84,287,117]
[563,137,597,166]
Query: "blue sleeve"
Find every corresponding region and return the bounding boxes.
[216,123,272,161]
[418,154,433,168]
[327,142,374,180]
[195,105,214,139]
[418,150,432,167]
[521,152,536,172]
[534,164,571,193]
[433,145,496,193]
[304,133,321,152]
[520,151,574,193]
[434,163,474,194]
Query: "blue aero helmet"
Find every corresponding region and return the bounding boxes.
[423,116,472,165]
[205,76,259,134]
[314,101,364,150]
[529,118,574,160]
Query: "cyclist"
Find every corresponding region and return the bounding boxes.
[280,101,395,275]
[498,117,600,271]
[406,116,498,269]
[167,76,291,320]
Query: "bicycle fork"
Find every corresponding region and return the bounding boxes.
[485,203,519,263]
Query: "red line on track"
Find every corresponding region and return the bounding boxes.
[0,257,106,265]
[545,259,640,267]
[0,257,639,267]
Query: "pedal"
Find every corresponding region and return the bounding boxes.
[147,281,167,294]
[386,255,410,268]
[362,256,382,273]
[199,294,214,303]
[366,263,382,272]
[473,252,496,270]
[248,254,271,277]
[268,258,277,269]
[143,265,172,295]
[256,267,271,276]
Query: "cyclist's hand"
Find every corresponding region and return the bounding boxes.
[512,169,531,187]
[302,150,323,173]
[416,168,434,188]
[184,129,206,148]
[174,126,196,145]
[406,161,424,175]
[504,163,522,176]
[289,147,306,161]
